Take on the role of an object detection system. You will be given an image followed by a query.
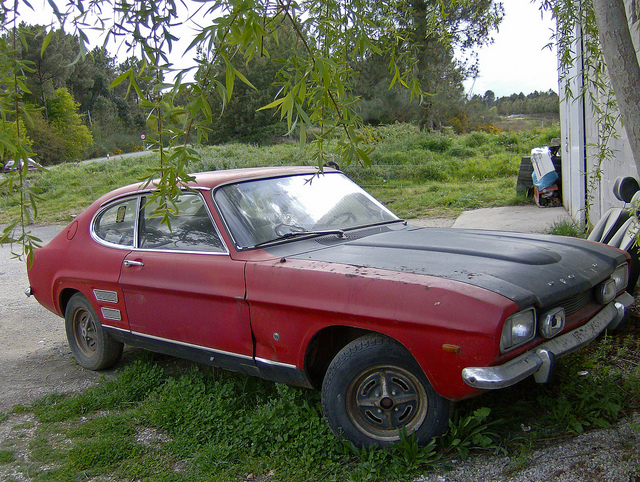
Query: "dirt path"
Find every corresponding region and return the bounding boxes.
[0,226,116,412]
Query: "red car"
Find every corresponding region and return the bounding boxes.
[27,166,634,447]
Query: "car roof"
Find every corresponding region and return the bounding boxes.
[97,166,327,204]
[192,166,322,187]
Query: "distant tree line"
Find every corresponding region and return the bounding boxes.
[469,89,560,116]
[7,16,558,166]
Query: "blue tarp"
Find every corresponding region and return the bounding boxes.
[532,170,558,191]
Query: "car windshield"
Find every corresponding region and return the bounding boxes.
[214,172,399,248]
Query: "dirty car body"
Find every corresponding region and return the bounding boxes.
[27,166,634,447]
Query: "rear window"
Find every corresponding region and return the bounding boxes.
[93,198,137,247]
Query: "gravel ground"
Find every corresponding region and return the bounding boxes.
[417,413,640,481]
[0,225,116,413]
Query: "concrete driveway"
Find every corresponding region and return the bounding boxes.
[411,205,573,233]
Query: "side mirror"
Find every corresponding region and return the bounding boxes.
[613,176,640,203]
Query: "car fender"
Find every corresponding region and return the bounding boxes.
[245,258,517,400]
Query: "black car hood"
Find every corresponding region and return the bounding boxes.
[267,225,627,309]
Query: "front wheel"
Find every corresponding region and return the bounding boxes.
[65,293,123,370]
[321,334,452,448]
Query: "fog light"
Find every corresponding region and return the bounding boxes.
[612,264,629,292]
[595,278,617,304]
[540,307,565,338]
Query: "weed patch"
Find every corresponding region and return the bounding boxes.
[0,450,14,464]
[546,219,587,237]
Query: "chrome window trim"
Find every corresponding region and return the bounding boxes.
[90,195,139,250]
[132,247,230,256]
[133,195,142,248]
[91,190,230,255]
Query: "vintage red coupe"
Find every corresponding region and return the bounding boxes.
[27,166,634,447]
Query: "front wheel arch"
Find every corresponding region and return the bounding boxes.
[304,326,376,390]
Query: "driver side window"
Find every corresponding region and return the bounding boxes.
[139,193,225,252]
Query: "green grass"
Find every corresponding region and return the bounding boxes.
[546,219,588,238]
[0,122,561,224]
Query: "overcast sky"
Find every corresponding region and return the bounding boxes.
[24,0,559,98]
[464,0,559,97]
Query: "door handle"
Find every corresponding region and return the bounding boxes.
[124,260,145,267]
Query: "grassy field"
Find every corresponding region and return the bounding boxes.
[1,122,638,481]
[0,123,561,224]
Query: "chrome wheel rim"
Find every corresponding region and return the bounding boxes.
[73,308,97,358]
[345,365,428,442]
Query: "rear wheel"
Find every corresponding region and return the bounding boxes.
[65,293,123,370]
[321,334,451,448]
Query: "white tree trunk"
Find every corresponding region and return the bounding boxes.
[592,0,640,177]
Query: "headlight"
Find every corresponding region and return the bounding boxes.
[611,263,629,293]
[500,308,536,353]
[595,278,617,304]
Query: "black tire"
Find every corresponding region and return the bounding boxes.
[321,334,452,448]
[65,293,123,370]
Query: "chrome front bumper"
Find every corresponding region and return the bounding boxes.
[462,292,635,390]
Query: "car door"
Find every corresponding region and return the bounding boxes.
[118,192,253,367]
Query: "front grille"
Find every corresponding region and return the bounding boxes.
[557,289,593,316]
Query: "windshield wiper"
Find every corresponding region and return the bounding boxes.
[252,229,345,248]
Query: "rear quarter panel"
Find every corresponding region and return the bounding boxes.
[27,216,131,331]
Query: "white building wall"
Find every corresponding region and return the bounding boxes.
[561,0,640,224]
[559,24,586,225]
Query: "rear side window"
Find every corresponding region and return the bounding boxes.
[139,193,224,252]
[93,198,137,247]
